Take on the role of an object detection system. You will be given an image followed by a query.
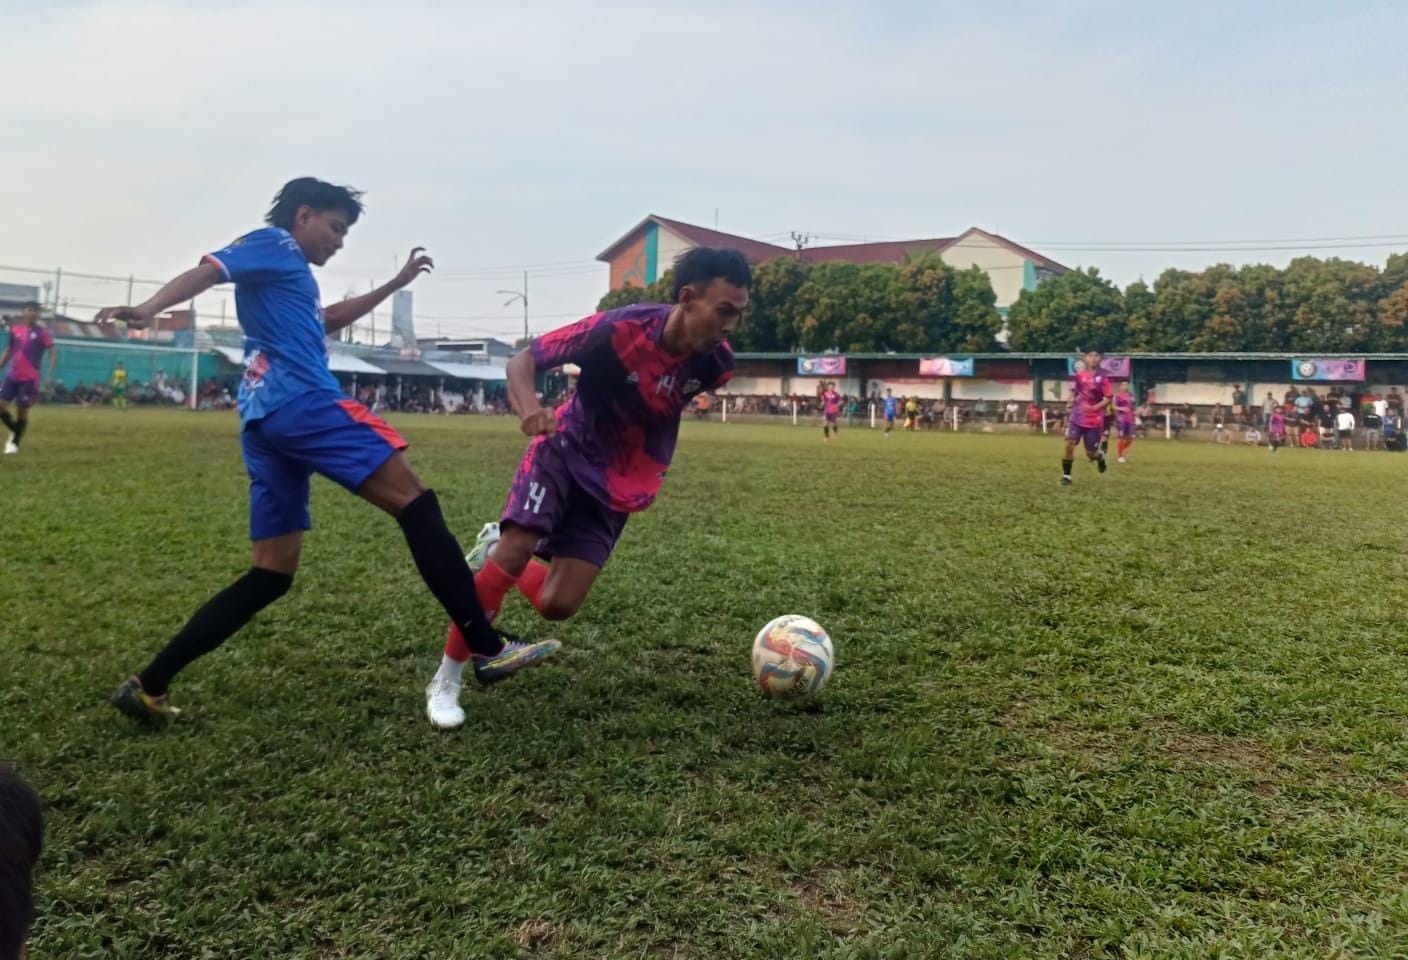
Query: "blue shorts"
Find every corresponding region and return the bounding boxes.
[241,391,407,540]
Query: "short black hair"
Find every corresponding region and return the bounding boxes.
[0,765,43,960]
[265,177,364,231]
[670,247,752,302]
[21,302,39,312]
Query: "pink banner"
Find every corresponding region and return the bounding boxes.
[1067,356,1130,378]
[797,356,847,376]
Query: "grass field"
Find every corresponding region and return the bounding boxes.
[8,408,1408,958]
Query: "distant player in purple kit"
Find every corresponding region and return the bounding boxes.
[428,247,750,730]
[1268,407,1287,452]
[1112,381,1136,462]
[1061,349,1111,485]
[0,303,57,456]
[94,177,553,722]
[822,382,841,442]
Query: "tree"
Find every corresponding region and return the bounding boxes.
[1378,282,1408,351]
[596,270,674,312]
[1005,267,1125,351]
[792,262,904,352]
[1122,279,1156,350]
[1279,257,1378,351]
[948,265,1002,351]
[733,257,808,352]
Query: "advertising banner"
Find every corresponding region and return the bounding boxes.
[1291,358,1364,382]
[1066,356,1131,378]
[797,356,846,376]
[918,356,975,377]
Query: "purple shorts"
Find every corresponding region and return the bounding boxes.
[1065,420,1103,452]
[502,434,629,569]
[824,411,838,424]
[1117,420,1136,439]
[0,377,38,407]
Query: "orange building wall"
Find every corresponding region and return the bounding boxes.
[609,235,648,289]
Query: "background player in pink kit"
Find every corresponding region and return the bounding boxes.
[1112,381,1137,462]
[1268,407,1287,452]
[822,382,841,442]
[0,303,57,455]
[426,247,751,730]
[1061,349,1111,485]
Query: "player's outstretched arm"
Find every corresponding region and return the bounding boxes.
[95,263,223,328]
[324,248,433,334]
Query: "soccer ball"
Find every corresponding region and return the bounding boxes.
[751,615,835,700]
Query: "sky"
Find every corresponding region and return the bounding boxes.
[2,0,1406,343]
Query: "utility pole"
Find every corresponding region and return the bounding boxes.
[498,271,530,347]
[790,232,812,253]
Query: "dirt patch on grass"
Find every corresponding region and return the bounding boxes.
[792,865,865,932]
[513,919,564,952]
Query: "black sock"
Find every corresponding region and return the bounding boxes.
[396,490,502,657]
[1100,438,1109,454]
[0,410,15,432]
[11,420,27,447]
[138,567,293,696]
[823,426,830,438]
[1062,459,1073,477]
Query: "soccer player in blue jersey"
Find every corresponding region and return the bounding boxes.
[881,388,898,436]
[95,177,557,721]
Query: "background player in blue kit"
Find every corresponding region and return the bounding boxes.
[95,177,557,721]
[882,388,898,436]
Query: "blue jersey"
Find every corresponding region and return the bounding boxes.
[203,227,339,425]
[882,396,898,418]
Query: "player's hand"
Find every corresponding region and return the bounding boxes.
[519,407,557,437]
[94,305,153,329]
[393,247,434,289]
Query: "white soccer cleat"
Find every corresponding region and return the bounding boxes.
[3,440,17,455]
[465,522,501,574]
[425,675,466,731]
[1117,456,1126,464]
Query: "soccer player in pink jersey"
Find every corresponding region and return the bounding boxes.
[0,303,57,455]
[1112,381,1137,462]
[426,247,750,729]
[1268,407,1287,452]
[1061,349,1112,486]
[822,382,841,442]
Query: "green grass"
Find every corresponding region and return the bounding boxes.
[8,408,1408,958]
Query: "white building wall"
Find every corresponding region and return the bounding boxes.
[655,225,694,282]
[939,231,1028,309]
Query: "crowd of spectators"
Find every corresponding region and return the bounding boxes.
[1149,385,1408,451]
[352,382,519,416]
[44,370,226,409]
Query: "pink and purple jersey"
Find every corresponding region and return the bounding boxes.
[823,390,840,417]
[4,323,53,382]
[531,303,733,513]
[1269,410,1287,437]
[1113,392,1135,423]
[1070,370,1112,429]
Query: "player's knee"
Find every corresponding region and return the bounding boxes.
[491,527,537,573]
[536,591,581,622]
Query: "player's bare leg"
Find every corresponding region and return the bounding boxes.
[426,519,563,729]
